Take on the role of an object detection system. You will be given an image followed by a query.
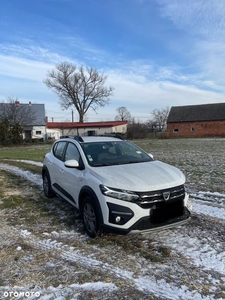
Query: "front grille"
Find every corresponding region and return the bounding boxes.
[135,185,185,208]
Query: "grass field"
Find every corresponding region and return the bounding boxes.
[134,138,225,194]
[0,143,51,161]
[1,137,224,193]
[0,138,224,299]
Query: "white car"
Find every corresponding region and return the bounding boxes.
[42,135,192,238]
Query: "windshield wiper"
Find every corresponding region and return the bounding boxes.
[92,163,114,167]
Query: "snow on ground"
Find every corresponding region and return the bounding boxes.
[4,159,43,167]
[150,228,225,275]
[191,199,225,220]
[0,163,42,187]
[0,162,224,220]
[0,161,224,300]
[2,225,224,300]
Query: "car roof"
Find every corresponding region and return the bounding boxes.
[82,136,123,143]
[59,135,124,143]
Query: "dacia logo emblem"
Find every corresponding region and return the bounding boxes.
[163,191,170,201]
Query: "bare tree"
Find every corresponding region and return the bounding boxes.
[44,62,114,123]
[0,97,36,126]
[150,106,170,131]
[127,119,148,139]
[115,106,132,122]
[145,120,159,133]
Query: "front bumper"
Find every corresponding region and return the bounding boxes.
[101,193,191,235]
[128,207,191,235]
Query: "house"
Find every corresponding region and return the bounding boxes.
[23,104,46,140]
[46,118,128,139]
[167,103,225,138]
[0,102,46,140]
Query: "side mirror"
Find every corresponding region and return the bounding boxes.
[64,159,79,168]
[148,153,154,159]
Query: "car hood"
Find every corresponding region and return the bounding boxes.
[89,161,185,191]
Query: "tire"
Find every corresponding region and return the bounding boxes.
[43,172,55,198]
[82,196,101,238]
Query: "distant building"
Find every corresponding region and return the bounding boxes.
[167,103,225,138]
[0,102,128,140]
[0,102,46,140]
[23,104,46,140]
[46,118,128,140]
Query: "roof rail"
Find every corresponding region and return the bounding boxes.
[60,135,84,142]
[59,134,124,141]
[96,134,124,140]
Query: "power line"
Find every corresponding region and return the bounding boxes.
[46,110,70,115]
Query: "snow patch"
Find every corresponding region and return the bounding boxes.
[0,163,42,187]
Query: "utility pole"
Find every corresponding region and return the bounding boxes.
[72,110,74,122]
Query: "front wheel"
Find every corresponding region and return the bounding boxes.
[43,172,55,198]
[82,197,101,238]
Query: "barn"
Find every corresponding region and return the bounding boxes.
[167,103,225,138]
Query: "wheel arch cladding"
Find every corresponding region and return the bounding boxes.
[42,166,50,178]
[79,186,103,225]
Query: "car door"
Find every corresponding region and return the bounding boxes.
[59,142,83,206]
[50,141,67,188]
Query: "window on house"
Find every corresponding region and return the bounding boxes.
[87,130,96,136]
[173,129,179,133]
[36,131,41,135]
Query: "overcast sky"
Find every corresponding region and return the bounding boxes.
[1,0,225,122]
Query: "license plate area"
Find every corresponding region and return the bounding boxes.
[150,200,184,225]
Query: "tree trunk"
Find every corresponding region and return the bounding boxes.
[79,112,84,123]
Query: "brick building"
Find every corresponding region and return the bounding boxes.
[167,103,225,138]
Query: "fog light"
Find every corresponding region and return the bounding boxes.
[115,216,121,223]
[107,203,134,225]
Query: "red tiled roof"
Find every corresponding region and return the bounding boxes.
[47,121,128,129]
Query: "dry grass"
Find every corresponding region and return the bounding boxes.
[0,139,224,299]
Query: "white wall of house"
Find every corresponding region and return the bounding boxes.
[59,125,127,137]
[32,126,46,139]
[22,126,46,140]
[22,127,62,140]
[45,129,61,140]
[111,124,127,133]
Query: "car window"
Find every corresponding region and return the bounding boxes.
[65,142,80,161]
[119,141,148,160]
[81,141,152,166]
[53,141,67,161]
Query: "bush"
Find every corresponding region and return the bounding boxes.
[126,122,149,139]
[0,119,23,145]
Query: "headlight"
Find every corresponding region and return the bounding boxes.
[184,193,192,211]
[100,185,139,202]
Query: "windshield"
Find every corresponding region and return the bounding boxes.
[80,141,153,167]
